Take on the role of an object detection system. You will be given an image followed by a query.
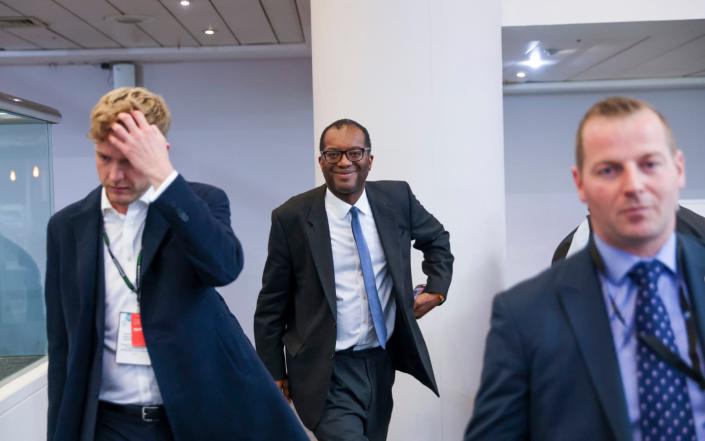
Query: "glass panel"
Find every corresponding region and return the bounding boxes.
[0,110,52,381]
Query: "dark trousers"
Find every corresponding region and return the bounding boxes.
[314,347,395,441]
[94,402,175,441]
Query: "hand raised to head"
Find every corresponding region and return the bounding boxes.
[107,110,174,189]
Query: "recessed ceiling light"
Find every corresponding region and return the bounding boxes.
[204,27,215,35]
[11,97,21,102]
[516,71,526,79]
[32,165,40,178]
[9,170,16,182]
[180,0,190,6]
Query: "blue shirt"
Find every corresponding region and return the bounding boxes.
[595,233,705,440]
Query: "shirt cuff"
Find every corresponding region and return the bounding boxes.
[148,170,179,202]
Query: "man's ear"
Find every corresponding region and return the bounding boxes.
[674,149,686,189]
[572,165,587,203]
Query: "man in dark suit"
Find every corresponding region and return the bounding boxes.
[254,119,454,440]
[466,97,705,440]
[45,87,307,441]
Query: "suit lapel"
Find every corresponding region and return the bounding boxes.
[366,184,405,303]
[558,250,632,441]
[71,188,102,318]
[139,205,170,284]
[679,235,705,354]
[305,186,337,316]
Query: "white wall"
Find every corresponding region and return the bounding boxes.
[0,362,47,441]
[311,1,505,439]
[502,0,705,26]
[504,87,705,287]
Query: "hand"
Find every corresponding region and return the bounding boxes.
[413,292,444,319]
[275,378,291,402]
[108,110,174,189]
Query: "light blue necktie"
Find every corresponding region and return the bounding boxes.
[349,206,387,348]
[629,260,696,441]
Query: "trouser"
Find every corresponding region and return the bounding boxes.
[314,347,395,441]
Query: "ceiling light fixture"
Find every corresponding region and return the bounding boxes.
[11,97,21,102]
[10,170,16,182]
[32,165,40,178]
[180,0,190,6]
[528,50,547,69]
[518,48,555,69]
[516,71,526,79]
[204,27,215,35]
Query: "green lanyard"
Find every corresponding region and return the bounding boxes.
[101,228,142,299]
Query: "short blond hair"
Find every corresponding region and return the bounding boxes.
[575,96,676,170]
[89,87,171,143]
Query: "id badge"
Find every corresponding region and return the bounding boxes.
[116,312,152,366]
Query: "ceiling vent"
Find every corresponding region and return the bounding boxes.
[104,15,155,25]
[0,17,45,28]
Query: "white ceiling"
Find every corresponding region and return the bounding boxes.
[502,19,705,83]
[0,4,702,81]
[0,0,310,58]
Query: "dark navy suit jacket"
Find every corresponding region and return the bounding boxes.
[465,234,705,441]
[45,175,307,441]
[254,181,454,429]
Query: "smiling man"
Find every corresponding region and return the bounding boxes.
[465,97,705,441]
[255,118,454,440]
[44,87,307,441]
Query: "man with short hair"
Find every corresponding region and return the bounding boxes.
[465,97,705,440]
[254,118,454,441]
[45,87,307,441]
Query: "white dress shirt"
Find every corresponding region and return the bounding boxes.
[325,189,396,351]
[98,171,177,405]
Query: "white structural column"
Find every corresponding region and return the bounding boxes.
[310,1,505,439]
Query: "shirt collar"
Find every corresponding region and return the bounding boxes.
[324,187,371,220]
[593,232,677,283]
[101,186,153,217]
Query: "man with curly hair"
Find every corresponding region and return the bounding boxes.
[45,87,307,441]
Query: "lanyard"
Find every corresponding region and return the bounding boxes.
[101,227,142,299]
[593,240,705,390]
[607,284,705,390]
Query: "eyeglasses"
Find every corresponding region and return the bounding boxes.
[320,147,371,164]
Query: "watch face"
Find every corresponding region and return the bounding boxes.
[413,284,426,298]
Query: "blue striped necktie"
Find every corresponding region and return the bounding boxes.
[349,206,387,348]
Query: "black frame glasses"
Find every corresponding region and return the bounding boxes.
[320,147,371,164]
